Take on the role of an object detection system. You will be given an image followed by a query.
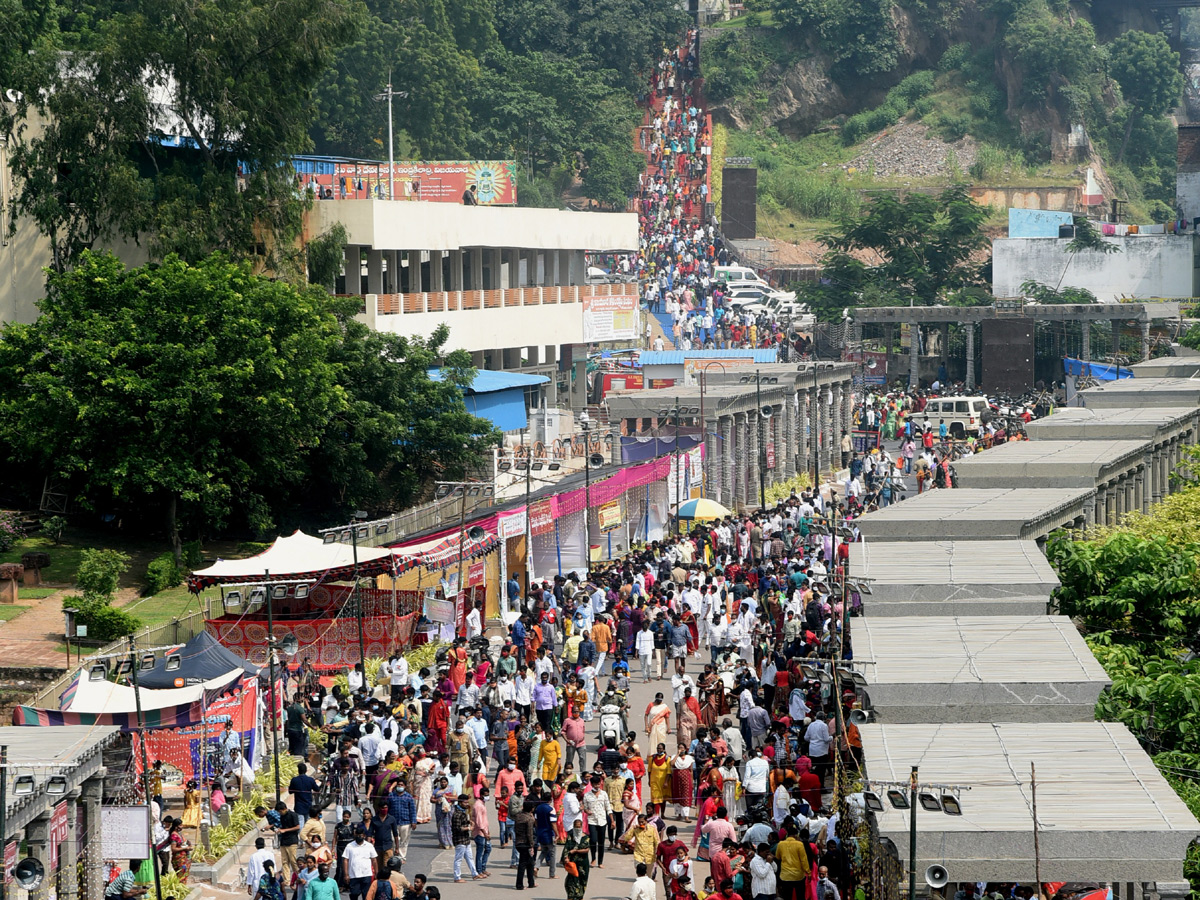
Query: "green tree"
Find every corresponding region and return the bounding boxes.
[0,252,349,556]
[581,143,643,208]
[1109,30,1183,163]
[1004,0,1099,100]
[302,324,503,516]
[800,185,988,319]
[3,0,364,274]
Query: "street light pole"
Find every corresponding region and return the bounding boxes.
[908,765,919,900]
[372,74,409,201]
[264,570,282,806]
[581,413,593,569]
[129,635,164,900]
[755,371,766,510]
[351,516,366,669]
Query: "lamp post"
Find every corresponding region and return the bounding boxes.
[128,634,165,900]
[373,74,409,201]
[580,412,593,568]
[699,362,729,500]
[263,570,282,806]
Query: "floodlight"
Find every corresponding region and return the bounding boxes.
[531,461,544,471]
[356,526,369,540]
[88,663,108,682]
[918,792,942,812]
[467,486,482,497]
[248,587,266,610]
[354,510,368,520]
[375,524,390,536]
[800,664,820,680]
[435,484,454,499]
[322,532,339,544]
[141,654,156,670]
[225,590,242,608]
[497,460,513,472]
[112,659,133,677]
[45,775,67,795]
[165,654,181,672]
[863,791,884,812]
[340,530,353,542]
[548,461,561,471]
[295,584,310,600]
[13,775,34,796]
[940,794,962,816]
[271,585,288,600]
[516,460,529,471]
[886,789,909,809]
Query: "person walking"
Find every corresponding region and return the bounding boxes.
[583,774,615,868]
[513,800,538,890]
[561,817,591,900]
[472,788,493,879]
[451,794,484,883]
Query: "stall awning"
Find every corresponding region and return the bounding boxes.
[189,530,396,590]
[390,529,499,570]
[61,668,243,714]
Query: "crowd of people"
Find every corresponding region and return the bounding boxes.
[632,33,810,358]
[186,478,870,900]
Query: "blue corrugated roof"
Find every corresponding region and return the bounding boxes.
[639,349,779,365]
[428,368,549,394]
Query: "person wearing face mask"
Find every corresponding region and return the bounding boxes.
[341,831,378,900]
[561,817,591,899]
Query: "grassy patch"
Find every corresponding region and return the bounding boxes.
[710,12,777,28]
[18,587,60,601]
[0,535,86,584]
[0,605,30,623]
[120,584,201,628]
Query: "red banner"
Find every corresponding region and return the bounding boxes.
[49,802,68,869]
[4,841,15,885]
[295,159,517,205]
[134,679,260,785]
[207,612,418,671]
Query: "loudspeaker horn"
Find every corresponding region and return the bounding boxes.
[849,707,872,725]
[760,405,773,419]
[14,858,44,889]
[279,633,299,656]
[924,865,948,889]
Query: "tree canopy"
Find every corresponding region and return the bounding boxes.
[0,252,500,551]
[799,185,988,320]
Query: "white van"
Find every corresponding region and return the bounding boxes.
[920,396,990,437]
[714,265,764,285]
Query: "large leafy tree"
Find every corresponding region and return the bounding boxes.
[1108,30,1183,163]
[2,0,364,274]
[800,185,988,320]
[0,252,500,553]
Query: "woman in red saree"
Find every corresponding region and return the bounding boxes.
[426,690,449,755]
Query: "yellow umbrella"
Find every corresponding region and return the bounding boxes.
[676,498,732,520]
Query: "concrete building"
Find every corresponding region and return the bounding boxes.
[953,439,1156,522]
[636,349,779,384]
[848,540,1059,617]
[602,362,856,510]
[856,615,1110,723]
[2,726,123,900]
[308,199,639,381]
[992,233,1200,302]
[853,487,1095,542]
[1126,357,1200,378]
[1079,376,1200,409]
[861,721,1198,889]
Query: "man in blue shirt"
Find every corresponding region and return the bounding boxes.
[534,793,557,879]
[510,617,527,655]
[667,615,691,677]
[507,575,521,610]
[385,780,417,864]
[288,763,319,821]
[369,802,398,872]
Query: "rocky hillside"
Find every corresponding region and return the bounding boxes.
[702,0,1186,229]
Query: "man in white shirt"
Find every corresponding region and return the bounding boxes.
[246,837,275,894]
[750,843,778,900]
[386,654,409,706]
[635,624,656,683]
[465,600,483,639]
[341,832,378,896]
[629,862,658,900]
[347,664,364,694]
[513,668,535,719]
[805,712,833,784]
[358,723,383,774]
[743,748,770,808]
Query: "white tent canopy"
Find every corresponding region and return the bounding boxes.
[64,669,242,714]
[189,531,395,588]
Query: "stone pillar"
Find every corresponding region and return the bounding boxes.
[782,397,796,478]
[964,323,975,391]
[733,413,747,508]
[1080,319,1091,361]
[939,322,949,372]
[428,250,444,291]
[823,386,835,476]
[344,244,360,294]
[885,324,895,382]
[1095,486,1107,527]
[488,248,503,289]
[506,249,521,288]
[909,324,920,388]
[704,417,719,500]
[1139,460,1149,513]
[366,249,383,295]
[25,813,51,900]
[841,380,853,440]
[1115,476,1126,520]
[1083,495,1095,527]
[1140,320,1151,361]
[82,778,104,900]
[1105,482,1117,525]
[449,249,464,291]
[61,791,81,900]
[748,410,762,509]
[470,249,484,291]
[721,416,734,506]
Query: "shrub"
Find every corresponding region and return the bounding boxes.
[75,599,141,641]
[890,70,936,107]
[144,553,185,596]
[934,113,971,141]
[76,549,130,603]
[913,96,935,118]
[182,540,204,569]
[842,112,873,145]
[0,511,25,553]
[42,516,67,545]
[939,42,970,71]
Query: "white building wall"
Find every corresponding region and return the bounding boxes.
[362,297,585,354]
[1178,172,1200,224]
[992,235,1200,301]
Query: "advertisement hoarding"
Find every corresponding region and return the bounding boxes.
[583,295,640,344]
[295,159,517,205]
